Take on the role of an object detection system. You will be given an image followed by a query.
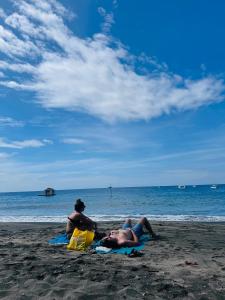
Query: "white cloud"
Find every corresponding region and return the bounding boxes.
[0,80,33,90]
[0,152,11,159]
[0,60,36,73]
[42,139,53,144]
[62,138,85,145]
[0,0,224,122]
[0,138,52,149]
[0,8,6,19]
[0,117,24,127]
[0,24,39,58]
[29,0,73,18]
[5,13,45,39]
[98,7,114,34]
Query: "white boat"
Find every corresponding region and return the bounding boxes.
[210,184,217,189]
[178,185,186,189]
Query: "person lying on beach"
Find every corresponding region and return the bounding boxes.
[66,199,97,239]
[100,217,159,248]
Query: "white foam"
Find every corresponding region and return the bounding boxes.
[91,214,225,222]
[0,216,67,223]
[1,214,225,222]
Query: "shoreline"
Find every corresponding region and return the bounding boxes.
[1,221,225,299]
[1,214,225,223]
[1,220,225,224]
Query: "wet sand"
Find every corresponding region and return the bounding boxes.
[0,221,225,299]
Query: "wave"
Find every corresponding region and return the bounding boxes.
[1,214,225,222]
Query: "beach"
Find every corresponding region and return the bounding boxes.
[0,221,225,300]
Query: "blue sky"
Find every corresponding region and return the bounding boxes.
[0,0,225,192]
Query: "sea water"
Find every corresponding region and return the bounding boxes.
[0,185,225,222]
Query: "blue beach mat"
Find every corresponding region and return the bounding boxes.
[92,234,150,255]
[48,233,69,245]
[48,233,151,254]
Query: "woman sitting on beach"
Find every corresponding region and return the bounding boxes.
[101,217,159,248]
[66,199,97,239]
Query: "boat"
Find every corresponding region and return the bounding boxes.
[38,187,56,196]
[108,186,112,196]
[178,185,186,189]
[192,185,196,188]
[210,184,217,189]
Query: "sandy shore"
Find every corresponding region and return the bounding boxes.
[0,221,225,299]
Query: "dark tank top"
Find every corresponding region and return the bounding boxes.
[68,217,80,227]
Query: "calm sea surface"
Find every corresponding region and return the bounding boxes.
[0,185,225,222]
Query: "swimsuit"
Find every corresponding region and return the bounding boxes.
[68,217,80,227]
[122,222,144,238]
[67,217,81,238]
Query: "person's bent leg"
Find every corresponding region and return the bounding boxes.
[139,217,158,239]
[122,218,132,229]
[132,222,144,238]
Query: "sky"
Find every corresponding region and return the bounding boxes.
[0,0,225,192]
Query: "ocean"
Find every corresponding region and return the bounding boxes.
[0,185,225,222]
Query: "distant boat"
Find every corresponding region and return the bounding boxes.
[210,184,217,189]
[108,185,112,196]
[192,185,196,188]
[38,187,56,196]
[178,185,186,189]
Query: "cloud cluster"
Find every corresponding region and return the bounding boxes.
[0,116,24,127]
[0,0,224,122]
[0,138,52,149]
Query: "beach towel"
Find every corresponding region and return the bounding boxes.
[93,234,150,255]
[48,233,69,245]
[48,233,150,254]
[67,228,95,251]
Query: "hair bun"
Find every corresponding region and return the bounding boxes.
[75,198,85,207]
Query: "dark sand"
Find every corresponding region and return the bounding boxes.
[0,221,225,299]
